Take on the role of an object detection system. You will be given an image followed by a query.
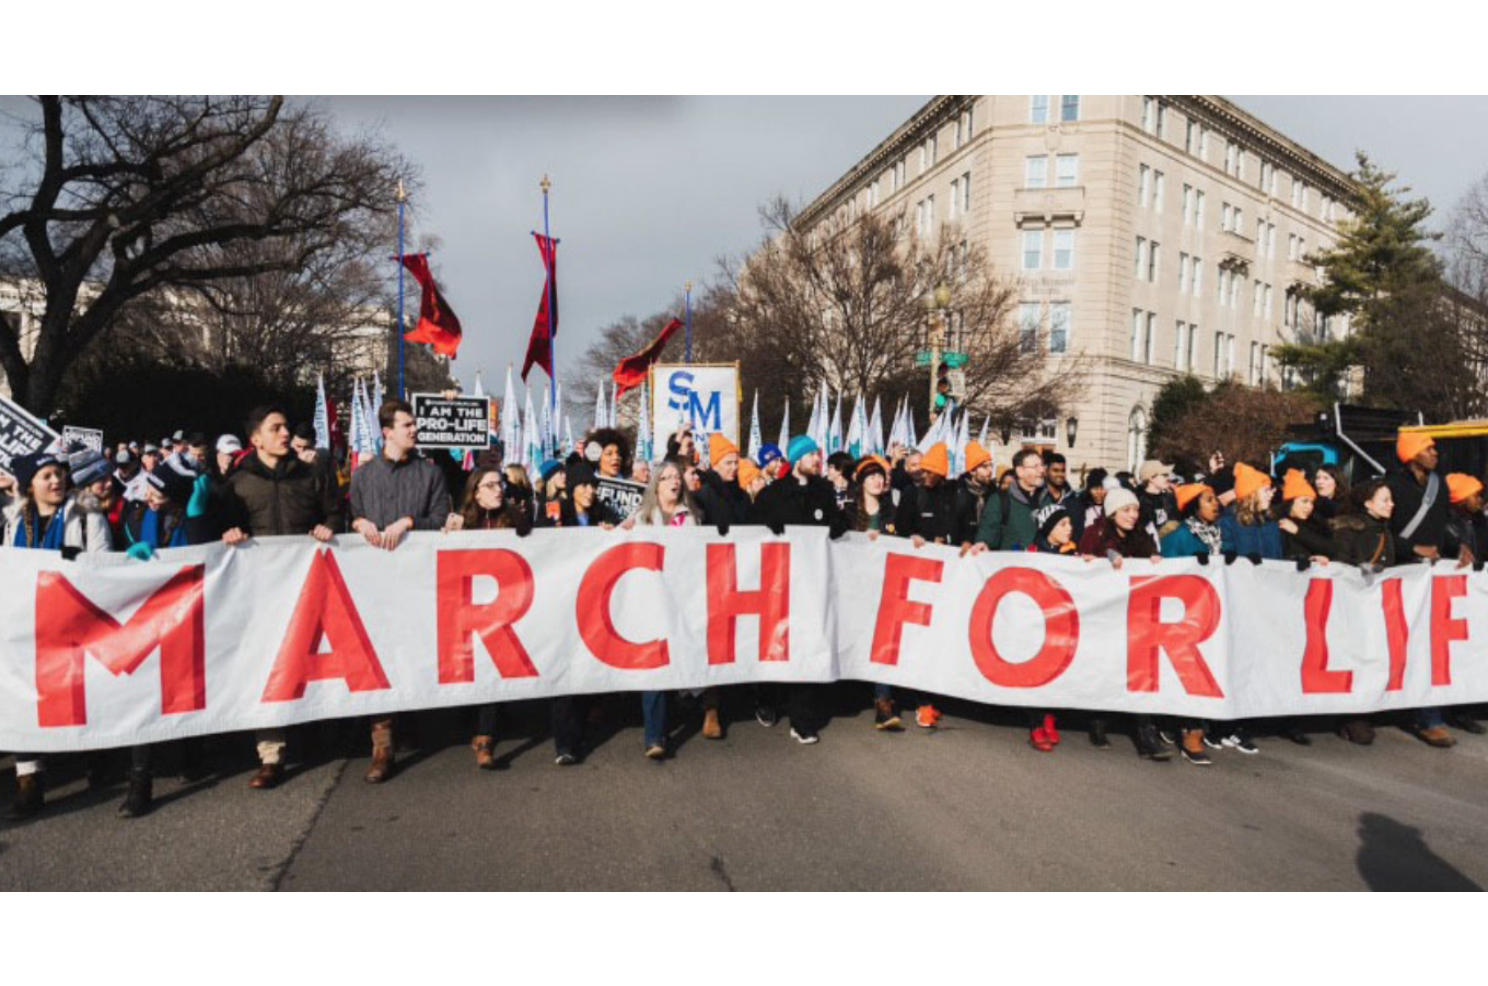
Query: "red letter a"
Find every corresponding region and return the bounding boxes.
[262,551,390,702]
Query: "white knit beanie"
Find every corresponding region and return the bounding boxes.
[1104,487,1139,518]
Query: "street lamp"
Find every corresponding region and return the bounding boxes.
[922,284,953,416]
[1065,416,1078,448]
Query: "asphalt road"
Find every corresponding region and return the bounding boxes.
[2,693,1485,890]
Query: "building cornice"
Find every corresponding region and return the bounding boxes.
[795,95,972,229]
[1172,95,1358,198]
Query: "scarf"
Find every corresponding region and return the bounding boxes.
[1185,516,1224,555]
[14,504,67,550]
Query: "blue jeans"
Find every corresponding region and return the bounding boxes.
[874,683,892,701]
[642,691,666,747]
[1418,706,1445,729]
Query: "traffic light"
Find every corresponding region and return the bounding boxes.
[935,360,953,409]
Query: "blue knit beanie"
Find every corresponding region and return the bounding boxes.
[786,435,819,466]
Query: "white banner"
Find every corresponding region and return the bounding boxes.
[650,363,739,447]
[3,529,1488,752]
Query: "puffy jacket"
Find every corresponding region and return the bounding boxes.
[1220,511,1283,560]
[1077,516,1157,559]
[894,479,971,544]
[1331,513,1397,570]
[695,471,754,532]
[752,473,846,536]
[219,452,344,537]
[4,492,113,555]
[976,482,1052,551]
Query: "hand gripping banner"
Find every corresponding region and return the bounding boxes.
[2,529,1487,752]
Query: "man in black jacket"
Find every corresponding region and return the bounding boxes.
[894,442,972,547]
[348,399,451,783]
[220,404,344,790]
[751,435,844,743]
[695,434,753,532]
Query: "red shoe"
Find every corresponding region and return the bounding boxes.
[916,705,942,729]
[1042,714,1060,746]
[1030,727,1055,752]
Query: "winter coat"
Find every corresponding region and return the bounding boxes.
[1386,468,1449,560]
[1220,510,1284,560]
[1280,515,1335,562]
[1330,513,1397,570]
[694,471,754,532]
[120,500,213,550]
[894,479,972,544]
[349,452,451,531]
[751,473,846,536]
[976,481,1052,551]
[219,452,345,537]
[1160,519,1231,559]
[1077,516,1157,560]
[1444,507,1488,561]
[4,492,113,555]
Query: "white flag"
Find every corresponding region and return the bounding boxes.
[637,378,653,463]
[776,398,791,452]
[593,383,607,434]
[313,373,330,451]
[501,366,519,467]
[747,391,762,462]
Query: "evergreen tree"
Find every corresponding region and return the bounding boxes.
[1275,151,1455,412]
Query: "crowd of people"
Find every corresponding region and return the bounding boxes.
[3,398,1485,822]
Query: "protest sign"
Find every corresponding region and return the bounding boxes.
[62,426,105,453]
[0,394,60,476]
[651,363,739,446]
[595,477,644,518]
[411,393,491,450]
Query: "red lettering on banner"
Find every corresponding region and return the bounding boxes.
[1126,575,1223,697]
[34,566,206,728]
[1300,579,1352,694]
[968,567,1079,687]
[437,550,538,683]
[706,543,790,665]
[869,554,943,666]
[576,542,669,670]
[1430,574,1468,687]
[261,551,390,702]
[1381,578,1409,691]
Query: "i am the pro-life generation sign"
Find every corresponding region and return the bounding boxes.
[411,393,492,450]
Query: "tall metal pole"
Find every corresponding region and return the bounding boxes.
[396,179,407,399]
[684,279,693,363]
[541,175,556,455]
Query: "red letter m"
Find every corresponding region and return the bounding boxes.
[35,566,206,728]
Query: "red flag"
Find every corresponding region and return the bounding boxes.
[612,318,683,396]
[401,254,463,358]
[522,233,558,381]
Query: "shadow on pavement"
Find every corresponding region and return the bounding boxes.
[1357,812,1481,891]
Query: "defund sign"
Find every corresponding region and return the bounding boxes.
[651,364,739,446]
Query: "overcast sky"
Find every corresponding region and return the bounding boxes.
[322,95,1488,396]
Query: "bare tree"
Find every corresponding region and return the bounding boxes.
[714,196,1081,440]
[0,96,411,413]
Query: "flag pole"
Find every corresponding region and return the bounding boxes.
[684,279,693,364]
[395,179,407,400]
[541,175,557,456]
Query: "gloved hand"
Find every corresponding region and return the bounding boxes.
[1296,557,1310,572]
[1195,553,1210,566]
[186,475,211,519]
[125,541,156,562]
[1223,551,1238,566]
[1246,552,1263,566]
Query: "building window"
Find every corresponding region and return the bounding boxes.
[1219,268,1230,307]
[959,171,971,215]
[1048,302,1070,354]
[1256,218,1266,254]
[1060,95,1080,122]
[1128,406,1148,472]
[1019,302,1041,353]
[1185,119,1199,155]
[1182,184,1193,225]
[1153,171,1165,212]
[1138,165,1151,207]
[1142,97,1156,134]
[1192,257,1202,297]
[917,196,935,236]
[1254,279,1264,317]
[1055,154,1078,188]
[1195,190,1206,230]
[1261,161,1274,195]
[1145,313,1157,365]
[1030,95,1049,125]
[1267,223,1276,258]
[1186,321,1198,371]
[1022,228,1043,270]
[1132,309,1144,361]
[1225,140,1239,177]
[1135,237,1148,279]
[955,108,974,148]
[1265,283,1274,319]
[1260,344,1270,385]
[1222,202,1233,232]
[1175,321,1188,370]
[1200,130,1211,161]
[1291,178,1303,208]
[1157,103,1167,140]
[1025,155,1048,189]
[1179,253,1191,294]
[1054,229,1075,271]
[1214,331,1225,378]
[949,177,961,221]
[1227,334,1236,376]
[1148,242,1160,283]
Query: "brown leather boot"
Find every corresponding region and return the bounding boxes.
[472,736,497,770]
[364,720,396,783]
[702,707,723,740]
[6,773,43,819]
[248,763,282,790]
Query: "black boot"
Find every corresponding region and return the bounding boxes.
[118,770,153,819]
[1136,722,1172,761]
[1089,718,1111,749]
[6,773,44,820]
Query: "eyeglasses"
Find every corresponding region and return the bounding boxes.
[477,481,503,492]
